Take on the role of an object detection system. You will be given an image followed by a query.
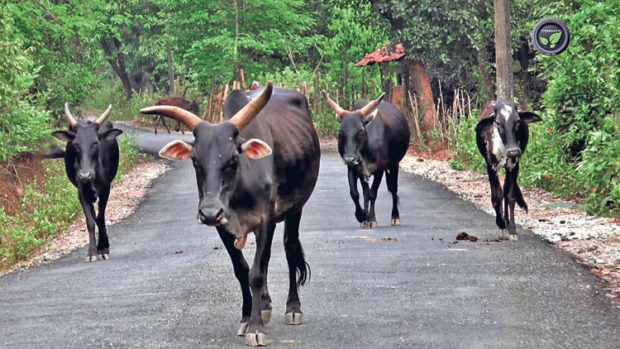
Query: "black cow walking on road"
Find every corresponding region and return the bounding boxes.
[52,104,123,262]
[141,83,320,347]
[476,100,542,241]
[323,91,410,228]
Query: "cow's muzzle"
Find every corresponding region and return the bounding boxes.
[506,148,522,158]
[342,156,360,166]
[77,170,95,183]
[198,207,228,226]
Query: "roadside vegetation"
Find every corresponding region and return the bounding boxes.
[0,0,617,269]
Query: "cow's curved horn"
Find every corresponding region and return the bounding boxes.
[140,105,203,131]
[322,90,348,116]
[229,81,274,130]
[357,93,385,116]
[95,104,113,126]
[64,102,78,127]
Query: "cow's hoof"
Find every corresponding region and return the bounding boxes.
[499,230,509,240]
[261,309,271,325]
[363,221,377,228]
[391,218,401,226]
[245,331,268,347]
[85,255,98,263]
[98,252,109,260]
[284,312,303,325]
[237,321,249,336]
[509,235,518,241]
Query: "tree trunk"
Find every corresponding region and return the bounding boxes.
[494,0,513,100]
[410,60,437,140]
[100,38,133,100]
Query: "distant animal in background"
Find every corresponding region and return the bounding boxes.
[153,84,201,134]
[52,104,123,262]
[323,91,410,228]
[475,100,542,241]
[153,97,200,134]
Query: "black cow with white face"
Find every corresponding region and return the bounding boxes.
[323,91,410,228]
[475,100,542,240]
[141,83,320,347]
[52,104,123,262]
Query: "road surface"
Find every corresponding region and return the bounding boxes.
[1,126,618,348]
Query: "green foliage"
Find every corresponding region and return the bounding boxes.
[536,0,619,215]
[577,119,619,215]
[0,136,144,269]
[450,113,486,172]
[0,6,51,162]
[81,80,159,121]
[6,0,104,111]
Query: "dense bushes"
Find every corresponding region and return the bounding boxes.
[0,7,51,162]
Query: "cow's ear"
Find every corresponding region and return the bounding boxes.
[519,111,542,123]
[52,130,75,142]
[159,140,193,161]
[241,139,272,160]
[475,115,495,133]
[100,128,123,141]
[363,108,379,124]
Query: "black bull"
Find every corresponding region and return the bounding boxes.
[323,91,410,228]
[475,100,541,241]
[52,104,123,262]
[140,82,320,346]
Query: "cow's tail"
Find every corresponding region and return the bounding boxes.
[284,227,311,287]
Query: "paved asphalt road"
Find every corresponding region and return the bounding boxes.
[1,126,618,348]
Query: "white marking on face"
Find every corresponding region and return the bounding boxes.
[500,105,513,121]
[491,125,507,170]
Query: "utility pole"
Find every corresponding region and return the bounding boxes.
[494,0,513,100]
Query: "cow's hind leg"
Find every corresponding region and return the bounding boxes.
[386,164,401,226]
[283,210,310,326]
[217,227,252,337]
[245,221,276,346]
[95,187,111,260]
[78,188,98,262]
[486,164,506,238]
[364,171,383,228]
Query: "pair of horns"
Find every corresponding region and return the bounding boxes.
[140,82,274,132]
[64,103,113,127]
[322,90,385,117]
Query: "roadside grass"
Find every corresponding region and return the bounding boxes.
[0,135,143,270]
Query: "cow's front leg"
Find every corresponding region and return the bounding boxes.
[245,221,276,347]
[486,164,506,238]
[504,165,519,241]
[95,187,111,260]
[217,227,251,336]
[78,190,98,262]
[347,167,365,223]
[365,171,383,228]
